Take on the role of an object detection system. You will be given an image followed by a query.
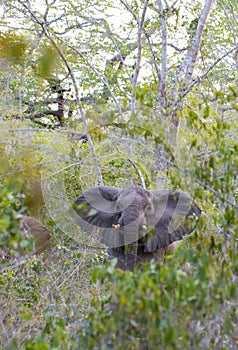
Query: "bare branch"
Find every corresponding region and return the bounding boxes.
[128,159,146,188]
[183,0,217,86]
[114,143,146,188]
[170,45,238,112]
[144,33,161,85]
[130,0,149,113]
[170,0,179,9]
[119,0,137,21]
[170,0,216,105]
[156,0,167,108]
[168,43,187,52]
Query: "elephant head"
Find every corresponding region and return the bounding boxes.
[74,185,201,270]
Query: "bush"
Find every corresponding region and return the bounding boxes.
[0,178,26,251]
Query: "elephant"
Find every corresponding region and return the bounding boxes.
[19,216,51,255]
[1,216,50,264]
[74,185,201,270]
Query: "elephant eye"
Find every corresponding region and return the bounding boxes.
[145,204,154,214]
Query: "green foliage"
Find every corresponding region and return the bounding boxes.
[25,316,72,350]
[0,1,237,348]
[0,31,28,63]
[0,178,26,249]
[71,93,237,349]
[78,244,237,349]
[37,45,61,79]
[0,92,237,349]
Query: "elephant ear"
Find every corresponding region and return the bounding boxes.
[74,186,125,247]
[74,186,120,227]
[144,190,201,252]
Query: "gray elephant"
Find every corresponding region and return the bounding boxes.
[74,185,201,270]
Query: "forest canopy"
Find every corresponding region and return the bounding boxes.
[0,0,237,348]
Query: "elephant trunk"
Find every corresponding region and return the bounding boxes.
[117,204,144,270]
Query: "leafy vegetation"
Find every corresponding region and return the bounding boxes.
[0,178,26,250]
[0,0,237,348]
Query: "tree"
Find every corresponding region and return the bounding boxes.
[1,0,237,121]
[0,1,237,348]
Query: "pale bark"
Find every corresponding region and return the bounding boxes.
[156,0,167,108]
[183,0,217,86]
[130,0,149,113]
[171,0,217,105]
[169,45,238,114]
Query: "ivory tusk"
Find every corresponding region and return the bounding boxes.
[142,224,147,231]
[112,223,121,229]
